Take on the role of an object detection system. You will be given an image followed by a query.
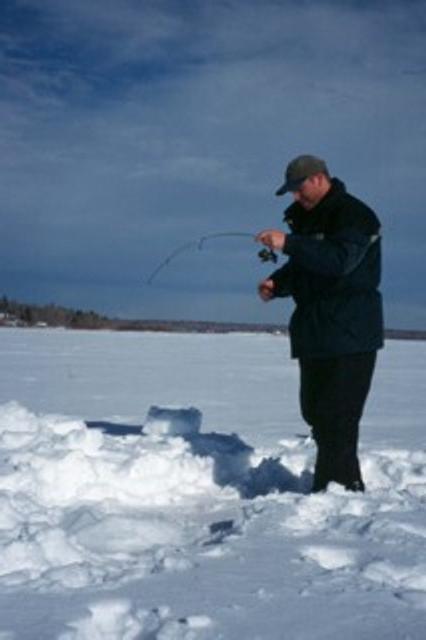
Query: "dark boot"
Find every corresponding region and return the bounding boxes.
[345,479,365,492]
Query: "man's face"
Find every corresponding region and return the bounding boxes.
[291,175,325,210]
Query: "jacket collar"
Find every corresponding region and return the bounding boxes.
[283,177,346,228]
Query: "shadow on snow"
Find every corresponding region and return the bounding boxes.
[85,420,312,497]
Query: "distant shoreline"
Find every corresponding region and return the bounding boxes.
[1,320,425,342]
[1,295,425,341]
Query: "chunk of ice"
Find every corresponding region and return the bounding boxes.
[144,406,202,437]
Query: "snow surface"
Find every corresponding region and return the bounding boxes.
[0,328,425,639]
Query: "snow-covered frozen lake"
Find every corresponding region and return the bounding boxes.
[0,328,425,639]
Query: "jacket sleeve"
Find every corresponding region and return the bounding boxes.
[283,228,379,278]
[268,262,292,297]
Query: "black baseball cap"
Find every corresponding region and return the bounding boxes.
[275,154,329,196]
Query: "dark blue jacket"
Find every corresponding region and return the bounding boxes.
[270,178,384,359]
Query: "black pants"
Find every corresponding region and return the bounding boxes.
[299,351,377,492]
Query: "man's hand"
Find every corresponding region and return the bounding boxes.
[258,279,275,302]
[256,229,286,251]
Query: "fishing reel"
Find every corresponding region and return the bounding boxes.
[258,248,278,264]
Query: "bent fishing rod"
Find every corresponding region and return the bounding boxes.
[146,231,278,285]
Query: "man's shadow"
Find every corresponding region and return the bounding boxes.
[86,420,312,497]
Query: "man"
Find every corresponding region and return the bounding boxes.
[256,155,383,493]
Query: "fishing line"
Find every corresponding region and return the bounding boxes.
[146,231,277,285]
[197,231,254,249]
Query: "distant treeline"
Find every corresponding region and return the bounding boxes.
[0,295,108,330]
[0,294,425,340]
[0,294,284,334]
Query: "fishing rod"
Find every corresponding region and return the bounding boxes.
[146,231,278,285]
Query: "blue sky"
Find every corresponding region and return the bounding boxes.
[1,0,425,328]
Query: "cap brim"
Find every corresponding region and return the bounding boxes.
[275,183,288,196]
[275,177,306,196]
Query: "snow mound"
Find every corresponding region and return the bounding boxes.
[0,402,218,509]
[300,544,360,570]
[363,560,426,591]
[0,402,224,590]
[59,600,213,640]
[58,599,145,640]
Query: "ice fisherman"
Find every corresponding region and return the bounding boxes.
[256,155,384,492]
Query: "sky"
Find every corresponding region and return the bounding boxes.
[1,0,425,329]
